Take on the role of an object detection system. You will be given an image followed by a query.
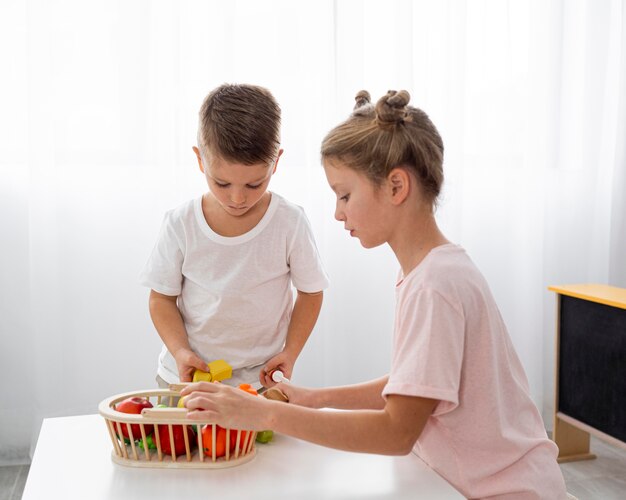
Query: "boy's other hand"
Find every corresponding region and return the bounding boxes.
[174,348,208,382]
[260,351,295,388]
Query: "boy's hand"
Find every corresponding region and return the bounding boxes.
[173,348,208,382]
[260,351,295,388]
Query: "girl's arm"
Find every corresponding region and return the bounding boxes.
[281,376,389,410]
[148,290,206,382]
[267,394,437,455]
[182,382,437,455]
[260,290,323,386]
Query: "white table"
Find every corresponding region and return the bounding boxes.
[23,414,464,500]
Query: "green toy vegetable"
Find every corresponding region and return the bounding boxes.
[256,430,274,443]
[138,433,157,450]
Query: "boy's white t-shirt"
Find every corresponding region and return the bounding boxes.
[139,192,329,386]
[382,244,567,499]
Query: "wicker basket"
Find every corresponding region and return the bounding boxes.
[98,386,256,469]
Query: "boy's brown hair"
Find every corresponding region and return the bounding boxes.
[198,83,281,165]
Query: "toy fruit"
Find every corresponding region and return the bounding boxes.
[138,433,157,450]
[238,383,258,396]
[192,359,233,383]
[256,430,273,444]
[201,424,233,458]
[233,430,252,451]
[114,397,154,439]
[156,424,195,455]
[192,369,212,383]
[177,395,187,408]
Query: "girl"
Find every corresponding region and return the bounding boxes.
[181,90,567,499]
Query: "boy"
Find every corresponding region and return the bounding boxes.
[140,83,329,388]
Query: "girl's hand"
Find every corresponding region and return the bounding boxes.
[181,382,271,431]
[173,348,207,382]
[273,382,321,408]
[260,351,295,388]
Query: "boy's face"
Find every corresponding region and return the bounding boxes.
[194,147,282,217]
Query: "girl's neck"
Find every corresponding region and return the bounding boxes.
[388,210,449,277]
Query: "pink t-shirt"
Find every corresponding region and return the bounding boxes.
[382,244,566,499]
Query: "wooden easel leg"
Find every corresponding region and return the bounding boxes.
[553,416,597,463]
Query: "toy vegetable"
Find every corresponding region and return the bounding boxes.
[192,359,233,383]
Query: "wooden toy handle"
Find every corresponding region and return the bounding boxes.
[141,408,188,420]
[264,388,289,403]
[168,383,190,393]
[270,370,290,384]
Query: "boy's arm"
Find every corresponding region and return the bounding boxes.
[148,290,207,382]
[285,290,324,362]
[260,290,323,386]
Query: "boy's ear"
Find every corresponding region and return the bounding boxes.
[388,167,410,205]
[192,146,205,173]
[272,148,284,174]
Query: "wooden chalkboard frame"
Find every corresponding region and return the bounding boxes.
[549,283,626,463]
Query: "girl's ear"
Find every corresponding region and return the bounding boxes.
[388,167,410,205]
[192,146,205,173]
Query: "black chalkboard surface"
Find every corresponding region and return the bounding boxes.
[550,283,626,462]
[558,295,626,443]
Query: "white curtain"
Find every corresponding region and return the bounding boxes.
[1,0,625,464]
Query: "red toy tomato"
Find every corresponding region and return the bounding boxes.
[232,429,252,452]
[157,424,195,456]
[114,397,153,439]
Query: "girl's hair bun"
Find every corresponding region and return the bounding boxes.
[353,90,374,116]
[376,90,410,127]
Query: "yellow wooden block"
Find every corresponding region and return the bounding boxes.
[192,369,213,383]
[208,359,232,382]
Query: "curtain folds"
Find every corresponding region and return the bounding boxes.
[1,0,624,463]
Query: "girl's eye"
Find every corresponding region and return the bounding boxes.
[215,182,230,188]
[246,184,263,190]
[339,194,350,202]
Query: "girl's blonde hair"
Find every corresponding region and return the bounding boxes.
[321,90,444,205]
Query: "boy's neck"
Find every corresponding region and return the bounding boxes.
[201,191,272,237]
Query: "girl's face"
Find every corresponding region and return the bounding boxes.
[195,147,281,217]
[323,158,391,248]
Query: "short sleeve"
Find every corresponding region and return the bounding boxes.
[138,211,185,296]
[383,288,465,416]
[287,209,329,293]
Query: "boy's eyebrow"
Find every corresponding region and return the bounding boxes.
[211,174,268,184]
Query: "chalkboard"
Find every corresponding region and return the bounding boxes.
[558,295,626,442]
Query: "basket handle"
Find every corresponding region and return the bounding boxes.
[141,407,188,420]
